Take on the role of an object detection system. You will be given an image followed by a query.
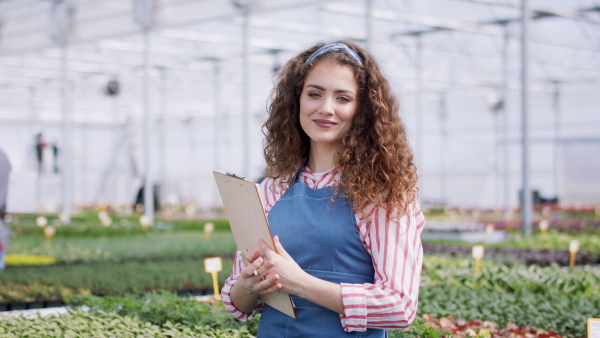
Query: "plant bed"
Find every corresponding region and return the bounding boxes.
[7,301,27,311]
[0,309,257,337]
[65,291,259,335]
[414,314,564,338]
[64,292,573,338]
[177,288,210,297]
[0,281,91,305]
[25,300,45,309]
[423,243,599,265]
[422,257,600,296]
[6,213,232,237]
[422,229,506,244]
[418,258,599,338]
[0,258,234,301]
[7,231,237,265]
[44,299,65,308]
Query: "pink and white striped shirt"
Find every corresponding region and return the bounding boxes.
[220,167,425,332]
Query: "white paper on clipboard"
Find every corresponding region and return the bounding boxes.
[213,171,296,319]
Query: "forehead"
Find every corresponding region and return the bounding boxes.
[303,61,358,90]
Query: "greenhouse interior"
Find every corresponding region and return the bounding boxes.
[0,0,598,337]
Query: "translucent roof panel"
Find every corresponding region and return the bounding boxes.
[0,0,599,211]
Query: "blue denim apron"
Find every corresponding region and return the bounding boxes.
[258,171,386,338]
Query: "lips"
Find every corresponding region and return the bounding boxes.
[313,119,338,128]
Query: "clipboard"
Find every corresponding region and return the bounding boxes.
[213,171,296,319]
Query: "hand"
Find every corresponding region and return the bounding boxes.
[238,248,282,296]
[259,236,309,297]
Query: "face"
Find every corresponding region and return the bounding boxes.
[299,61,358,151]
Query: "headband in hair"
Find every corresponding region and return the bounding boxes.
[305,43,363,66]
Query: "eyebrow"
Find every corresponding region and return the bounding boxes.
[305,84,356,95]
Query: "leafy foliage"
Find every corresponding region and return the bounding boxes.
[422,256,600,297]
[65,291,260,335]
[0,309,256,337]
[418,284,595,338]
[389,319,450,338]
[0,258,233,298]
[0,281,90,303]
[7,232,236,264]
[418,257,600,338]
[7,212,231,237]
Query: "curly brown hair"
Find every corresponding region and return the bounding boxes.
[262,41,418,219]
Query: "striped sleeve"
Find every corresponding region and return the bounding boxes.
[339,201,425,332]
[260,177,288,214]
[220,251,264,321]
[220,177,287,321]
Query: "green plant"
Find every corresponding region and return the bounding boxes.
[0,258,234,297]
[418,283,596,338]
[0,309,257,337]
[495,231,600,255]
[422,257,600,297]
[7,231,237,264]
[0,281,90,302]
[8,212,232,237]
[65,291,260,335]
[389,319,451,338]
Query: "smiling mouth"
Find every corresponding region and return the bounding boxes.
[313,119,337,128]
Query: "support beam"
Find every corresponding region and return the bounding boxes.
[135,0,155,225]
[552,81,560,199]
[366,0,374,52]
[502,24,510,213]
[142,26,154,224]
[50,0,74,224]
[415,35,424,190]
[158,67,167,209]
[242,7,251,177]
[439,93,447,204]
[521,0,532,237]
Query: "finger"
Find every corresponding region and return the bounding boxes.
[241,254,250,267]
[251,248,261,261]
[258,282,282,295]
[245,257,263,277]
[273,235,291,259]
[251,256,275,280]
[242,248,261,267]
[257,275,281,295]
[259,239,275,259]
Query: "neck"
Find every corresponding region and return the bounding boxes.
[307,142,338,173]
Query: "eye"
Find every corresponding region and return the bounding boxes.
[337,96,351,102]
[307,92,321,98]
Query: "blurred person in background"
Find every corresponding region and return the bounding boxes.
[221,41,425,337]
[35,132,47,173]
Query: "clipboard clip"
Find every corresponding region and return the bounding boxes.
[226,172,246,180]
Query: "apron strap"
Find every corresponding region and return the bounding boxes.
[292,157,309,183]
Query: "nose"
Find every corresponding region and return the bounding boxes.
[318,96,335,116]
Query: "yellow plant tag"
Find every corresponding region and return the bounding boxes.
[204,257,222,273]
[589,318,600,338]
[204,257,223,301]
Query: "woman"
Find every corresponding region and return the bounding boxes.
[221,41,425,337]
